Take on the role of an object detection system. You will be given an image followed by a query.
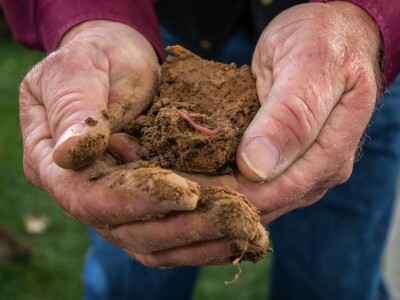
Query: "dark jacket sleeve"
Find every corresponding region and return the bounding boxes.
[0,0,163,57]
[311,0,400,86]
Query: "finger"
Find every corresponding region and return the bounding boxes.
[105,187,269,261]
[251,39,273,106]
[128,239,233,267]
[24,42,111,170]
[62,166,201,227]
[105,211,225,254]
[239,74,377,219]
[107,194,266,255]
[99,25,160,132]
[127,230,268,268]
[19,81,53,188]
[18,88,200,226]
[108,133,141,163]
[238,40,350,182]
[105,135,241,189]
[259,188,328,224]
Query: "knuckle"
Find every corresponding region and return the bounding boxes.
[315,142,354,185]
[303,187,329,206]
[22,159,41,188]
[271,93,318,145]
[333,161,354,185]
[315,124,347,157]
[127,236,157,255]
[114,225,159,255]
[22,157,41,187]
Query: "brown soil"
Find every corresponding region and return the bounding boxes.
[126,46,259,175]
[84,46,270,264]
[198,186,271,262]
[89,164,201,213]
[85,117,98,127]
[68,132,108,169]
[90,165,270,262]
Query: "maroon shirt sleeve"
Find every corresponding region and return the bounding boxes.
[310,0,400,87]
[0,0,163,58]
[1,1,398,85]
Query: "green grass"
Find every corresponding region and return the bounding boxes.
[0,40,270,299]
[194,260,269,300]
[0,40,89,300]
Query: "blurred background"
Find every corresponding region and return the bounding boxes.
[0,11,270,300]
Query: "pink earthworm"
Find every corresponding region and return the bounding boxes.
[176,109,223,136]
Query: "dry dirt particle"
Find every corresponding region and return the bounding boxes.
[85,117,98,127]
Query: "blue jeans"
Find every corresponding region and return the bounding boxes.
[268,77,400,299]
[83,26,400,300]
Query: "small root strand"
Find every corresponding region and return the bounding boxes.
[224,241,248,285]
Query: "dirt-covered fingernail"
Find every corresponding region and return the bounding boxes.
[241,136,279,181]
[52,123,109,169]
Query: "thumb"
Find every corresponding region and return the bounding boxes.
[237,51,347,182]
[28,42,111,169]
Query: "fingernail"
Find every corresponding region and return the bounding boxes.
[55,123,86,147]
[241,136,279,180]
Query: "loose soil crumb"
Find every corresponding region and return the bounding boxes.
[126,45,259,175]
[85,117,98,127]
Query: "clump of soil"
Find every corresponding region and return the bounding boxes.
[126,46,259,175]
[198,186,270,262]
[90,164,270,262]
[85,46,270,264]
[90,164,201,213]
[123,46,270,263]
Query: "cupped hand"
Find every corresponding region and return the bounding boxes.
[19,21,190,254]
[234,2,382,222]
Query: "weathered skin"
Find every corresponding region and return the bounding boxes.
[19,1,381,268]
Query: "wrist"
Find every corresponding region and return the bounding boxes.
[60,20,115,47]
[58,20,158,64]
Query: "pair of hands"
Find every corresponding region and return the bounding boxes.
[19,2,381,267]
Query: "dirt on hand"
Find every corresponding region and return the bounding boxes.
[85,45,271,264]
[126,45,259,175]
[125,46,270,262]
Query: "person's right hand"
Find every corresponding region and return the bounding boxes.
[19,20,194,243]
